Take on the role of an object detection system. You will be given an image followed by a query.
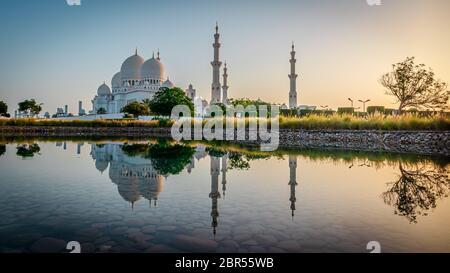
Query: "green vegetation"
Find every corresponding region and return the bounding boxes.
[0,101,8,117]
[367,106,385,114]
[337,107,355,115]
[121,101,150,118]
[122,140,195,175]
[16,143,40,158]
[0,144,5,157]
[0,113,449,131]
[18,99,42,117]
[279,113,450,131]
[147,87,194,116]
[380,57,449,112]
[96,108,107,114]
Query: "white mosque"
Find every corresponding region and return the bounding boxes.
[87,24,303,117]
[91,49,177,115]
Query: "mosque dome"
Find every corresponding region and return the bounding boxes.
[111,72,122,88]
[140,175,165,202]
[142,56,166,80]
[95,159,109,173]
[161,78,175,89]
[97,83,111,96]
[117,179,142,205]
[120,51,144,80]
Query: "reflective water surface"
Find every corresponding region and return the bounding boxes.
[0,139,449,253]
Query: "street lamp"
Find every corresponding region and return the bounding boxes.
[358,99,370,112]
[348,98,354,108]
[320,105,329,110]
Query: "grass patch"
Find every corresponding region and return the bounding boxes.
[1,113,449,131]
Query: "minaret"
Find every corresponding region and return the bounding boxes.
[210,156,221,236]
[221,154,228,198]
[288,155,298,220]
[222,62,229,105]
[289,43,298,109]
[211,22,222,104]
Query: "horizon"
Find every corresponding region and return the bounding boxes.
[0,0,450,114]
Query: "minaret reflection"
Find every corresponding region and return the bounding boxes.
[210,155,221,237]
[289,155,298,220]
[77,142,84,155]
[221,154,228,198]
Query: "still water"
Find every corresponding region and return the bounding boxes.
[0,139,449,253]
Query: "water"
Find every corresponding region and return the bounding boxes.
[0,139,449,253]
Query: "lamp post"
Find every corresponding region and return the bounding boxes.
[358,99,370,113]
[348,98,354,108]
[320,105,329,111]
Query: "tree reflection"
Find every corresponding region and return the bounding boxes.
[121,141,195,176]
[382,162,450,223]
[0,144,5,157]
[16,143,40,158]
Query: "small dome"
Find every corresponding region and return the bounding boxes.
[161,78,174,89]
[142,56,166,80]
[120,52,144,80]
[97,83,111,96]
[111,72,121,88]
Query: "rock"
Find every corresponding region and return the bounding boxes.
[157,225,177,231]
[173,235,218,252]
[242,240,258,246]
[141,226,156,234]
[30,238,66,253]
[221,240,239,249]
[81,243,96,253]
[146,244,179,253]
[277,240,301,252]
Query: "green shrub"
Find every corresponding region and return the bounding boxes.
[337,107,355,115]
[367,106,386,114]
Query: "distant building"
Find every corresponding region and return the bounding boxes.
[298,105,316,111]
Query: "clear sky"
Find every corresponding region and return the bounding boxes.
[0,0,449,114]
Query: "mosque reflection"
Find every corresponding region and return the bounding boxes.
[53,141,449,230]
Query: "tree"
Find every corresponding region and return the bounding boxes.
[147,87,194,116]
[121,101,150,118]
[380,57,449,112]
[0,101,8,117]
[97,107,107,115]
[382,162,450,223]
[0,145,5,157]
[18,99,42,117]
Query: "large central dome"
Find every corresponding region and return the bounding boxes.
[141,56,166,80]
[120,52,144,80]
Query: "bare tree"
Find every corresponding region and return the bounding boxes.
[380,57,449,112]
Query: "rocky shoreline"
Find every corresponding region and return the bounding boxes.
[1,126,449,156]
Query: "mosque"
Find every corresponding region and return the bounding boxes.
[90,49,177,115]
[88,24,303,117]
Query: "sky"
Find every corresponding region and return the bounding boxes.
[0,0,449,114]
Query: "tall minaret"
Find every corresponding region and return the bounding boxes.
[288,155,298,220]
[222,62,229,105]
[289,43,298,109]
[211,23,222,104]
[210,156,221,236]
